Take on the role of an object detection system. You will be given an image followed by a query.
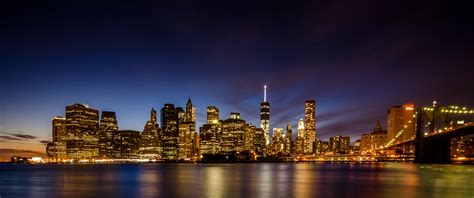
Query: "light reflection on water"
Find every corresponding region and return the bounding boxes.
[0,163,473,197]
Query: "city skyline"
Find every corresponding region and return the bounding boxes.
[2,1,474,157]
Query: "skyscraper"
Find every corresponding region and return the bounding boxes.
[99,111,118,158]
[260,85,270,145]
[65,103,100,159]
[221,112,246,153]
[200,106,221,155]
[295,118,305,155]
[271,128,284,156]
[139,108,161,159]
[207,106,219,124]
[284,124,292,156]
[387,104,415,145]
[113,130,141,159]
[51,116,66,160]
[329,135,350,154]
[161,104,179,159]
[304,100,316,154]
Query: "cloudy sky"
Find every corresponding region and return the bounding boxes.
[1,0,473,156]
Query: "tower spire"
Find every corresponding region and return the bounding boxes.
[264,85,267,102]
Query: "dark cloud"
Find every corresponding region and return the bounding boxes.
[0,135,22,141]
[0,132,37,140]
[39,140,51,145]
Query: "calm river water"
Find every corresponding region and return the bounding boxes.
[0,163,473,197]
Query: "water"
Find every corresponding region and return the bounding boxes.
[0,163,473,198]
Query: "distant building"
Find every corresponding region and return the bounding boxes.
[220,112,247,154]
[360,121,387,154]
[295,118,305,155]
[206,106,219,124]
[304,100,316,154]
[161,104,179,159]
[99,111,118,158]
[387,104,415,145]
[65,104,100,159]
[50,116,67,160]
[284,124,293,156]
[139,108,161,159]
[113,130,140,159]
[200,123,221,155]
[260,85,270,145]
[329,135,350,154]
[271,128,284,156]
[254,128,266,157]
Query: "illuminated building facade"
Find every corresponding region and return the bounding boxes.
[329,135,350,154]
[387,104,415,145]
[50,116,67,160]
[221,112,246,153]
[260,85,270,145]
[199,123,221,155]
[139,108,161,159]
[304,100,316,154]
[112,130,140,159]
[244,124,256,153]
[161,104,179,159]
[65,104,100,159]
[271,128,284,156]
[254,128,266,157]
[295,118,305,155]
[360,121,387,154]
[284,124,292,156]
[99,111,118,158]
[207,106,219,124]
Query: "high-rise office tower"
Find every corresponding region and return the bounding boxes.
[329,135,350,154]
[284,124,292,156]
[184,98,196,157]
[99,111,118,158]
[112,130,141,159]
[51,116,67,160]
[207,106,219,124]
[161,104,179,159]
[221,112,246,153]
[304,100,316,153]
[272,128,284,155]
[295,118,305,155]
[387,103,415,145]
[65,103,100,159]
[260,85,270,145]
[139,108,161,159]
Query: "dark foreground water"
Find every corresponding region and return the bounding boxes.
[0,163,473,198]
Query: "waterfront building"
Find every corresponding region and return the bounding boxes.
[254,128,266,157]
[387,104,415,144]
[295,118,305,155]
[65,104,100,159]
[139,108,161,159]
[199,123,221,155]
[260,85,270,145]
[49,116,67,160]
[360,121,387,154]
[271,128,284,156]
[329,135,350,154]
[284,124,292,156]
[113,130,140,159]
[244,124,256,154]
[304,100,316,153]
[99,111,118,158]
[207,106,219,124]
[161,104,179,159]
[221,112,246,154]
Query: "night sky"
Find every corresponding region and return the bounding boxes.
[1,0,473,155]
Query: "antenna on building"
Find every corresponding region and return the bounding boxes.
[264,85,267,102]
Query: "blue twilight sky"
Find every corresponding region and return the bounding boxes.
[1,0,474,153]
